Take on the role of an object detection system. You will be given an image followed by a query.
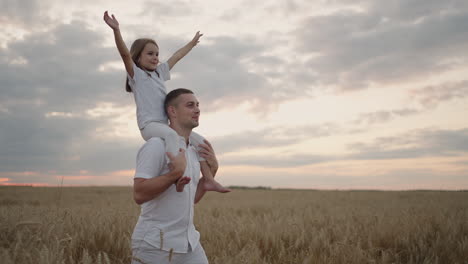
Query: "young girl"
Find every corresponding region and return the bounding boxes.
[104,11,230,193]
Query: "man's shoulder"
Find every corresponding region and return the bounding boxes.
[138,138,166,155]
[147,137,165,145]
[135,138,168,179]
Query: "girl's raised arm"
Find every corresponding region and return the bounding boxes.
[103,11,134,78]
[167,31,203,70]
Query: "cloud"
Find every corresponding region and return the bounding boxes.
[347,127,468,160]
[1,20,126,112]
[0,0,49,25]
[212,122,343,154]
[164,35,281,112]
[352,108,420,126]
[212,106,423,156]
[99,0,468,114]
[222,153,335,168]
[139,0,194,19]
[0,104,140,175]
[411,80,468,108]
[0,19,143,177]
[294,0,468,90]
[218,127,468,167]
[366,0,468,22]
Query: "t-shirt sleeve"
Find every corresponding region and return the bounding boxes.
[127,63,145,86]
[134,139,166,179]
[157,62,171,81]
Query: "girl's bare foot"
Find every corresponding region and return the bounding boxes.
[203,178,231,193]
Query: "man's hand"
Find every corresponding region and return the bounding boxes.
[189,31,203,47]
[103,11,120,30]
[167,149,186,180]
[198,140,218,175]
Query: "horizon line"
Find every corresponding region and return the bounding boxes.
[0,183,466,192]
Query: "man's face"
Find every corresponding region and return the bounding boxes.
[172,93,200,129]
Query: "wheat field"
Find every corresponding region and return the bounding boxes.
[0,186,467,264]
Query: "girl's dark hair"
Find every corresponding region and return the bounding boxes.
[125,38,159,93]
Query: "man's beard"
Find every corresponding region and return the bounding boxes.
[183,120,199,129]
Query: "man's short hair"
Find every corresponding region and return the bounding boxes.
[164,88,194,116]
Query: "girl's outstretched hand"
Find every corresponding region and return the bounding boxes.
[103,11,119,30]
[190,31,203,47]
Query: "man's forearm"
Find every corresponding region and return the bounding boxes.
[134,171,181,204]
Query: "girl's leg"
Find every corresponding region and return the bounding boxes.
[141,122,189,192]
[189,131,206,161]
[190,131,230,193]
[141,122,185,156]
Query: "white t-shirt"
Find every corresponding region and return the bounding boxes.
[128,62,171,130]
[132,137,201,253]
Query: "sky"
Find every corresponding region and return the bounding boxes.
[1,0,468,189]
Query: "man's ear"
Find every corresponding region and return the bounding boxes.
[167,105,176,118]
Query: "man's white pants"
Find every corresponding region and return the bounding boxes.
[131,240,209,264]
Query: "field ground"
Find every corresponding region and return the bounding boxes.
[0,186,467,263]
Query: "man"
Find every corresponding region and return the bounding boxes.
[131,88,218,264]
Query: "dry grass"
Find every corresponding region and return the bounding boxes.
[0,186,467,263]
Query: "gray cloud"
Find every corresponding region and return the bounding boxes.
[213,106,423,155]
[347,128,468,160]
[1,20,125,112]
[346,80,468,127]
[367,0,468,22]
[212,122,343,154]
[0,103,140,175]
[165,35,279,112]
[294,0,468,90]
[352,108,420,126]
[0,0,48,25]
[411,80,468,108]
[218,127,468,167]
[0,19,142,176]
[326,0,468,20]
[222,153,335,168]
[219,8,241,22]
[139,0,194,19]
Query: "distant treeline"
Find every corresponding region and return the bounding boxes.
[227,185,272,190]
